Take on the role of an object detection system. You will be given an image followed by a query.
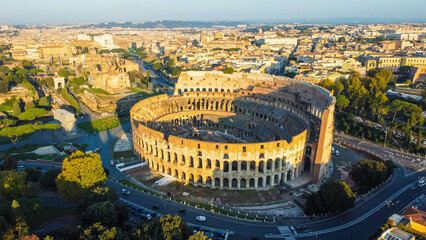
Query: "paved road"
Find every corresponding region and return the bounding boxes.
[7,126,426,239]
[335,132,425,173]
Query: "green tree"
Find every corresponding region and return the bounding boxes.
[152,62,163,70]
[305,181,355,214]
[189,231,211,240]
[141,215,191,240]
[334,80,344,96]
[18,108,48,121]
[58,68,70,78]
[0,80,8,93]
[416,129,422,151]
[0,170,28,201]
[335,95,350,111]
[319,78,335,92]
[81,201,128,227]
[38,97,51,108]
[1,156,17,170]
[78,187,119,212]
[223,67,235,74]
[40,168,61,190]
[56,151,106,202]
[24,101,35,111]
[24,168,42,183]
[79,223,125,240]
[12,99,22,117]
[22,61,32,70]
[350,159,390,193]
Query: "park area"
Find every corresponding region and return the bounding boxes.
[76,116,130,134]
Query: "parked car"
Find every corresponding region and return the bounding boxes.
[140,213,152,220]
[153,205,160,210]
[18,165,24,168]
[418,179,426,187]
[93,147,101,153]
[178,209,187,213]
[296,225,307,230]
[110,160,116,166]
[196,216,206,222]
[121,189,131,195]
[335,150,340,156]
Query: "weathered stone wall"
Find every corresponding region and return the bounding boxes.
[131,72,335,189]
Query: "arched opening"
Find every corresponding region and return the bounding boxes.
[198,158,203,168]
[215,177,220,187]
[232,178,238,188]
[197,175,203,184]
[259,161,264,173]
[304,157,311,172]
[174,169,179,178]
[189,174,194,182]
[250,161,256,171]
[274,175,279,184]
[249,178,255,188]
[182,172,186,180]
[223,161,229,172]
[189,157,194,167]
[167,168,171,175]
[258,177,263,187]
[305,146,312,156]
[287,170,292,181]
[223,178,229,188]
[161,165,165,173]
[232,161,238,171]
[240,178,246,189]
[206,177,212,186]
[266,176,271,186]
[241,161,247,171]
[206,159,211,169]
[267,159,272,170]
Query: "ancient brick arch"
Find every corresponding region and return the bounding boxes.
[131,72,335,189]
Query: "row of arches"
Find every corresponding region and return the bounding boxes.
[146,159,296,189]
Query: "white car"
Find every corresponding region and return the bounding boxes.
[335,150,340,156]
[195,216,206,222]
[121,189,131,195]
[418,180,426,187]
[110,160,115,166]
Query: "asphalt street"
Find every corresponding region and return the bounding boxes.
[7,122,426,240]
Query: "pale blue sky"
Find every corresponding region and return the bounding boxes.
[1,0,425,25]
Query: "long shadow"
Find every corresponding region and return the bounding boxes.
[130,73,335,199]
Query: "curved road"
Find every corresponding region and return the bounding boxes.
[9,124,426,240]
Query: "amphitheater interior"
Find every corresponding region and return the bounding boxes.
[130,71,335,190]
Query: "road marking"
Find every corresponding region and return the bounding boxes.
[278,181,419,238]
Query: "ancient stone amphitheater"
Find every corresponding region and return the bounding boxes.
[131,72,335,190]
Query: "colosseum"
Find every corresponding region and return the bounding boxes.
[130,71,335,190]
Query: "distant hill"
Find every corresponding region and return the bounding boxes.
[70,20,246,29]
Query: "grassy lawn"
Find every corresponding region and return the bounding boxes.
[74,144,89,152]
[113,150,135,161]
[28,207,77,228]
[86,88,113,95]
[77,116,130,134]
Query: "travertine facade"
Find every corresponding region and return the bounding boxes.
[131,72,335,189]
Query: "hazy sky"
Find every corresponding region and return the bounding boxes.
[1,0,425,25]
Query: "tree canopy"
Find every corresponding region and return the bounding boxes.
[305,181,355,214]
[350,159,394,193]
[56,151,106,202]
[0,170,28,201]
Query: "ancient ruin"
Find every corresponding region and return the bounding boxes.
[131,71,335,189]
